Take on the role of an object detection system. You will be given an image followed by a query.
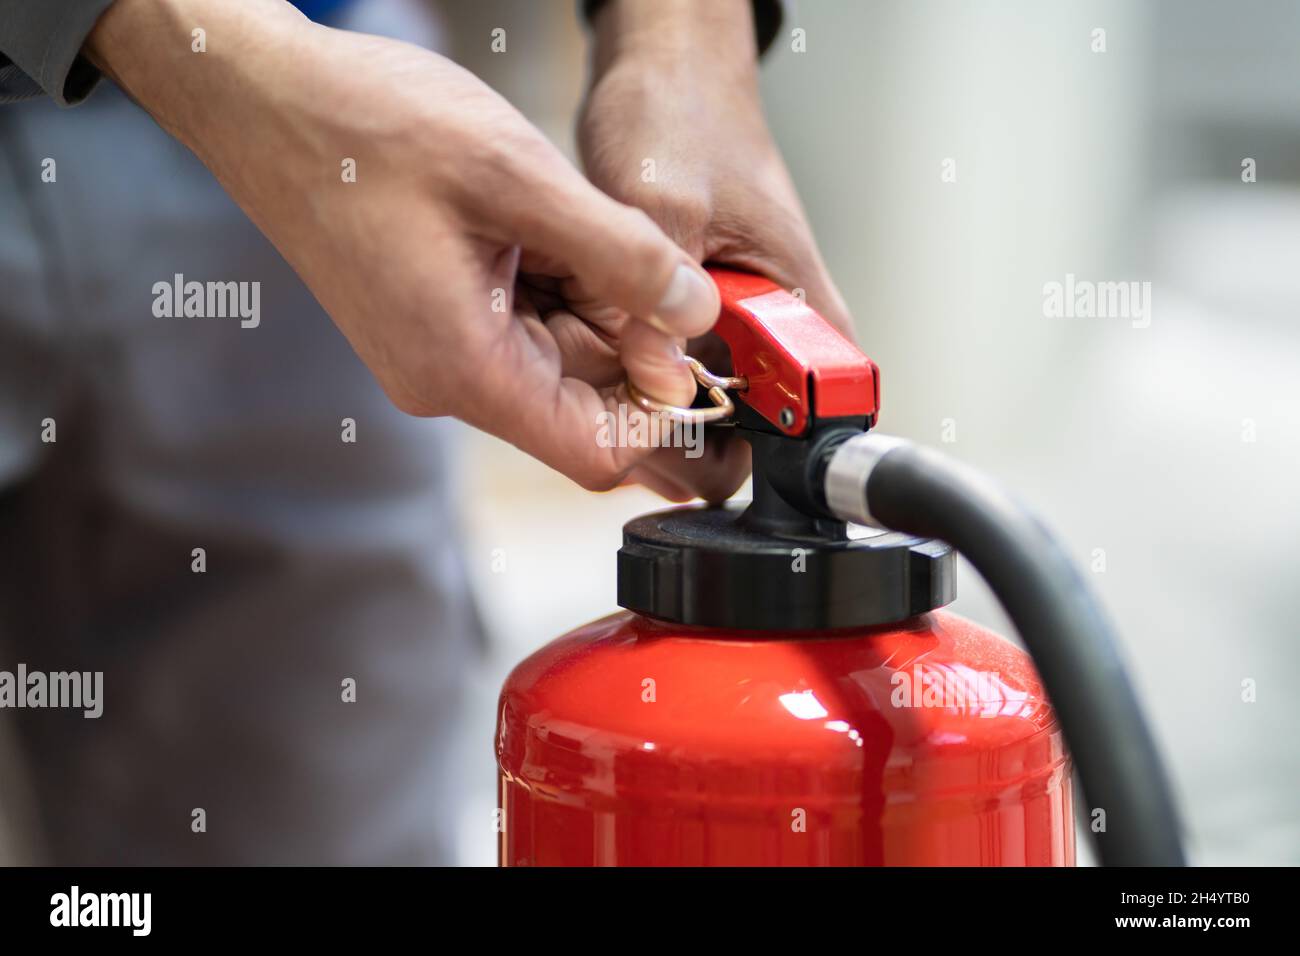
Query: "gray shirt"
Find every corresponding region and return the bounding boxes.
[0,0,114,106]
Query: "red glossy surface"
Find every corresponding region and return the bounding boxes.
[498,610,1074,866]
[708,268,879,434]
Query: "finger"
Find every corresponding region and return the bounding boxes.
[544,273,629,378]
[622,462,696,503]
[543,308,623,388]
[450,240,700,495]
[637,433,752,504]
[496,164,719,338]
[460,312,659,492]
[619,317,694,408]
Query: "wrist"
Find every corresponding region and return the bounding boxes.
[86,0,308,149]
[589,0,759,85]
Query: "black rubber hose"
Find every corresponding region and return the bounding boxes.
[835,440,1184,866]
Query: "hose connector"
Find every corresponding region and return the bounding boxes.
[823,432,911,527]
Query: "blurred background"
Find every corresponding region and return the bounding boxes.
[449,0,1300,865]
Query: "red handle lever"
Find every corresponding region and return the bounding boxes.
[707,267,879,435]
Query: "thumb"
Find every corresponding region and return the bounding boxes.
[502,172,719,339]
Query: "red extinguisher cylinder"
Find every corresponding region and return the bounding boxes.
[497,610,1073,866]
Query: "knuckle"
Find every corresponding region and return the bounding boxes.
[655,193,713,242]
[452,129,552,215]
[573,455,627,493]
[575,473,619,494]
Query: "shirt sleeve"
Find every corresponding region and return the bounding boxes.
[581,0,786,58]
[0,0,117,107]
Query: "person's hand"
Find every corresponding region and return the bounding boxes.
[580,0,855,500]
[87,0,722,493]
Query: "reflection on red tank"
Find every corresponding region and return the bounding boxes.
[497,609,1074,866]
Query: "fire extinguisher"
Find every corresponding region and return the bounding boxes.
[497,268,1184,867]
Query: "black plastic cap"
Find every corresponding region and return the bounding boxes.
[617,504,955,632]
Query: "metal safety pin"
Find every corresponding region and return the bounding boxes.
[624,357,748,426]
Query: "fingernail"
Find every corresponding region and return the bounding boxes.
[653,264,716,337]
